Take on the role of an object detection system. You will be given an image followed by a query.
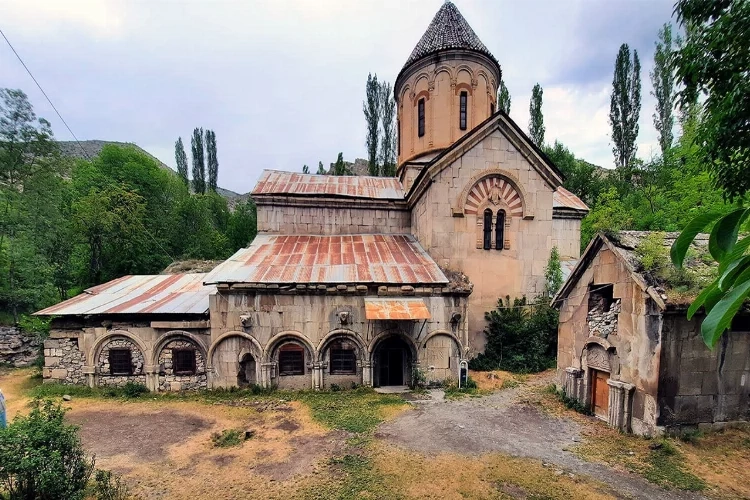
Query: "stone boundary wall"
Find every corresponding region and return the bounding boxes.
[43,338,85,384]
[157,339,207,391]
[1,327,41,367]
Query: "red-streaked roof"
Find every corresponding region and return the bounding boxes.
[252,170,405,200]
[35,274,214,316]
[203,234,448,285]
[553,186,589,212]
[364,298,431,320]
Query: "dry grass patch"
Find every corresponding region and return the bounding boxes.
[468,369,520,391]
[681,427,750,499]
[0,367,36,420]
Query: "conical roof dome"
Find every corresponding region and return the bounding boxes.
[401,1,499,75]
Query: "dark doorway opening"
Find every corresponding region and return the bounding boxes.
[237,354,257,386]
[374,336,411,387]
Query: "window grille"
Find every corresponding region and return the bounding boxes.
[279,345,304,376]
[109,349,132,375]
[330,348,356,374]
[495,210,506,251]
[418,99,425,137]
[459,91,467,130]
[483,209,492,250]
[173,349,196,375]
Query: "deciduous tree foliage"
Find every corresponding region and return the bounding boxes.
[650,23,676,157]
[191,127,205,194]
[609,44,641,170]
[206,129,218,192]
[175,136,189,187]
[363,73,381,176]
[528,83,545,147]
[379,81,397,177]
[497,78,511,114]
[302,164,310,174]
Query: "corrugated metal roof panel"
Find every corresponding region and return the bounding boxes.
[204,234,448,285]
[251,170,405,200]
[364,298,431,320]
[35,274,214,316]
[553,186,589,212]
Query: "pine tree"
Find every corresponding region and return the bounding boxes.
[363,73,381,176]
[205,129,218,192]
[302,165,310,174]
[609,44,641,170]
[498,78,511,114]
[175,137,189,187]
[528,83,545,147]
[379,81,396,177]
[650,24,675,157]
[317,161,326,175]
[191,127,205,194]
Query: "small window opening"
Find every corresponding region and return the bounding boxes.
[173,349,196,375]
[330,341,357,375]
[495,210,506,250]
[418,98,425,137]
[588,284,614,313]
[109,349,132,376]
[459,91,468,130]
[483,208,492,250]
[279,344,305,376]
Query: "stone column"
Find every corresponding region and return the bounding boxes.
[607,379,635,432]
[362,361,372,387]
[82,366,96,388]
[260,362,275,389]
[563,367,584,402]
[144,365,158,392]
[312,363,322,390]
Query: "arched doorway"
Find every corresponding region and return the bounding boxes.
[237,353,256,386]
[374,336,412,387]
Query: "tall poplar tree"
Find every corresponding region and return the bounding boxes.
[317,161,326,174]
[363,73,381,176]
[498,78,511,114]
[650,24,675,157]
[379,81,396,177]
[528,83,545,147]
[191,127,205,194]
[302,165,310,174]
[609,44,641,170]
[205,129,218,192]
[175,137,189,187]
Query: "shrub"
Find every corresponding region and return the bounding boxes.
[211,429,244,448]
[469,296,558,373]
[0,399,95,499]
[547,385,592,415]
[122,382,148,398]
[91,469,133,500]
[410,367,427,389]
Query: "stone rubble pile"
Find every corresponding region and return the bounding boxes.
[0,327,41,367]
[587,298,621,338]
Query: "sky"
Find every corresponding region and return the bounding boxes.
[1,0,676,194]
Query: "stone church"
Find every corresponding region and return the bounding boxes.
[37,2,587,391]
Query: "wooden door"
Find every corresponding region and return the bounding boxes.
[591,369,609,418]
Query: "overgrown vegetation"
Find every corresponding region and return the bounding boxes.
[29,381,148,400]
[90,469,135,500]
[545,385,592,415]
[443,376,480,400]
[470,296,558,373]
[210,429,244,448]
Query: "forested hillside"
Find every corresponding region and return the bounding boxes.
[0,89,257,324]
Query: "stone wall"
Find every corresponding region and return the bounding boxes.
[256,204,411,235]
[551,217,582,260]
[43,338,84,384]
[587,298,621,338]
[97,337,146,387]
[0,327,41,367]
[157,339,207,391]
[658,313,750,430]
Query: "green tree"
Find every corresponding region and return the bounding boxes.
[0,399,95,499]
[316,161,326,175]
[497,78,511,114]
[650,23,676,157]
[543,141,603,205]
[609,44,641,170]
[379,81,396,176]
[363,73,381,176]
[191,127,205,194]
[302,164,310,174]
[227,198,257,250]
[528,83,545,147]
[175,137,189,187]
[581,187,631,246]
[206,129,218,192]
[544,246,564,297]
[331,152,351,176]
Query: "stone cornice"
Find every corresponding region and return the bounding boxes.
[253,194,409,211]
[215,283,471,297]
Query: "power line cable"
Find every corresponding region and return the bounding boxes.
[0,26,177,264]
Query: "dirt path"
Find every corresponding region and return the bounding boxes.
[377,387,703,500]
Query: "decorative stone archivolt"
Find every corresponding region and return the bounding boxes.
[420,330,464,358]
[454,168,531,218]
[585,344,611,372]
[316,329,367,363]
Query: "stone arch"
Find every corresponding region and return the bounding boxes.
[454,82,473,96]
[455,64,475,81]
[207,331,263,368]
[398,83,411,103]
[368,330,418,358]
[90,330,149,367]
[413,89,431,104]
[421,330,465,357]
[208,331,264,388]
[433,65,454,81]
[316,329,367,363]
[266,331,315,390]
[453,168,532,219]
[582,340,619,376]
[419,330,463,382]
[152,330,207,366]
[264,331,315,362]
[369,330,418,387]
[464,176,524,217]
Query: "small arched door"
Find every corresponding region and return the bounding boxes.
[374,336,411,387]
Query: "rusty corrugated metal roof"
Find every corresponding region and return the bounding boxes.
[251,170,405,200]
[35,274,214,316]
[553,186,589,212]
[364,298,431,320]
[203,234,448,285]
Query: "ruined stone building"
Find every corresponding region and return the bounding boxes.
[37,2,587,391]
[555,231,750,435]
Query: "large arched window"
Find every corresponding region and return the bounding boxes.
[483,209,492,250]
[495,210,506,251]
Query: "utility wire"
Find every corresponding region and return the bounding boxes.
[0,26,177,264]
